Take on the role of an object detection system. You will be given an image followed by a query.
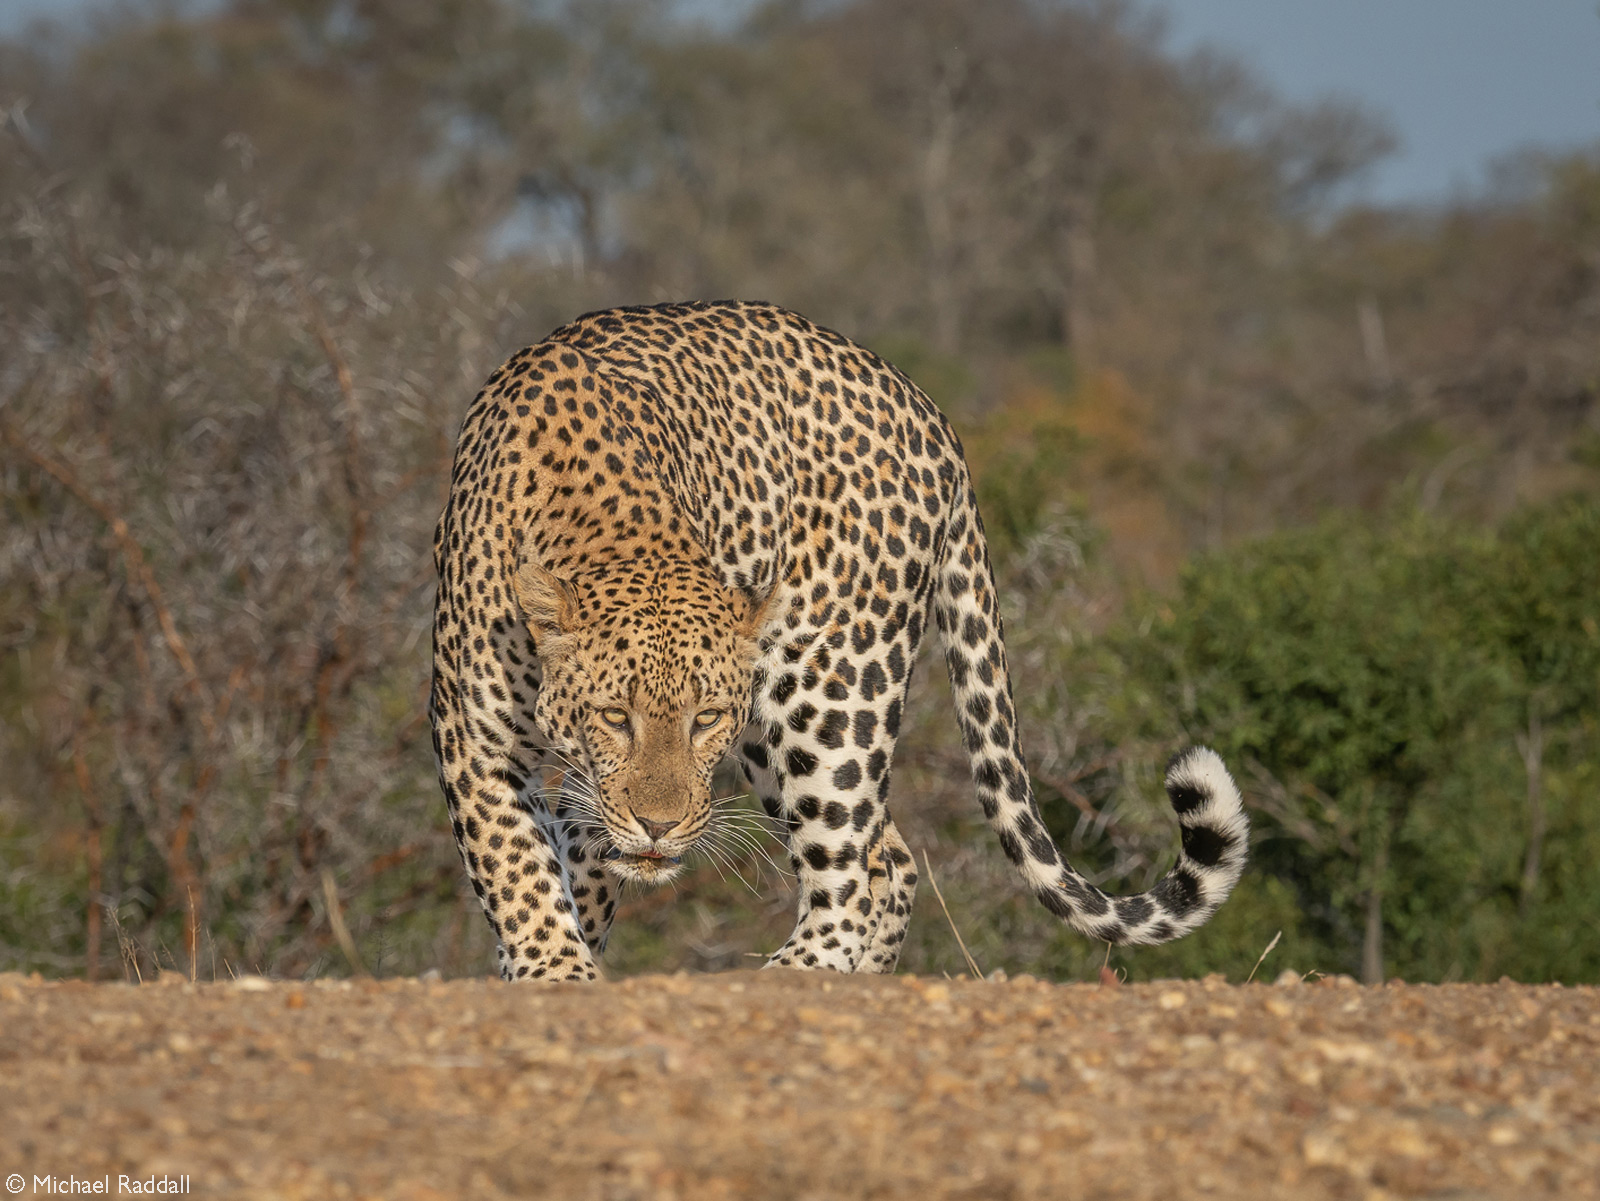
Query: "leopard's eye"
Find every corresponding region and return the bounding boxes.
[600,707,630,730]
[693,709,722,730]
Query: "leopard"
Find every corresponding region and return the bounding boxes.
[430,299,1249,981]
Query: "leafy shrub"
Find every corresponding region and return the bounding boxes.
[1082,502,1600,983]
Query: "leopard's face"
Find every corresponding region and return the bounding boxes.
[518,557,766,885]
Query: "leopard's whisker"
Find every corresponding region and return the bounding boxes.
[554,796,605,822]
[696,843,734,889]
[706,809,779,835]
[541,747,599,791]
[700,825,780,889]
[696,837,760,895]
[710,819,792,881]
[714,818,783,845]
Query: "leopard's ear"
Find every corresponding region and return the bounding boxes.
[732,578,780,652]
[513,555,581,644]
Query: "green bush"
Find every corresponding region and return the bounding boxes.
[1081,499,1600,983]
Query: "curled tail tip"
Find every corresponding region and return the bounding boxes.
[1165,746,1246,823]
[1164,744,1250,893]
[1022,746,1249,949]
[1164,743,1228,781]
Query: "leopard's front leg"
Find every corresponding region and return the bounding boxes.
[762,795,895,972]
[747,631,915,973]
[436,742,597,980]
[859,819,918,973]
[430,627,598,982]
[762,811,915,973]
[535,767,621,956]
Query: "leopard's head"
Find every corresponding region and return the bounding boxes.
[514,552,771,884]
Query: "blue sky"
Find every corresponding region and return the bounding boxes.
[1158,0,1600,205]
[4,0,1597,206]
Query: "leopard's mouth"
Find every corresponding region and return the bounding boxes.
[602,847,686,884]
[604,847,683,867]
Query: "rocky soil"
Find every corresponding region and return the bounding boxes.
[0,970,1595,1200]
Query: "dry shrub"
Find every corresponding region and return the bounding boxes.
[0,178,538,978]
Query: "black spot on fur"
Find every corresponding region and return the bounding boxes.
[1115,895,1152,925]
[996,829,1024,864]
[1153,868,1202,916]
[817,710,848,749]
[1035,887,1076,920]
[1180,823,1229,867]
[859,662,888,701]
[1062,873,1109,917]
[787,702,818,733]
[852,710,877,748]
[787,747,819,777]
[1019,816,1059,866]
[1166,777,1207,815]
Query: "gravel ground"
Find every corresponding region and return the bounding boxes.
[1,970,1595,1200]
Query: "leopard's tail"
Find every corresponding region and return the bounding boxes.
[933,492,1248,947]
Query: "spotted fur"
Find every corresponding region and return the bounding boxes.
[430,301,1249,980]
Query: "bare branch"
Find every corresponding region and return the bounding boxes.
[0,418,216,739]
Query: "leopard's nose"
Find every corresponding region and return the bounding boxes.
[638,817,678,841]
